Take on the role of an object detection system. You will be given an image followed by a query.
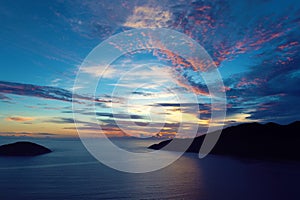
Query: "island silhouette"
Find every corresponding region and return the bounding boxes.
[0,141,52,156]
[149,121,300,161]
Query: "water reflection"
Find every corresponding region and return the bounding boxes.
[0,138,299,200]
[119,153,205,199]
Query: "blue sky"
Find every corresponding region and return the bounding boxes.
[0,0,300,137]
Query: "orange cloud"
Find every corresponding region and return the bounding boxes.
[5,116,35,122]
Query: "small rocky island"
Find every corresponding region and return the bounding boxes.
[0,141,52,156]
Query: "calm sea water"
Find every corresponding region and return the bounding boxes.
[0,137,299,200]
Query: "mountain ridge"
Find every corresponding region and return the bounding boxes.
[148,121,300,161]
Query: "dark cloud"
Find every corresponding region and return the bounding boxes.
[0,81,73,102]
[46,117,76,124]
[45,117,98,127]
[131,91,153,96]
[0,81,111,103]
[223,57,300,124]
[0,93,12,104]
[0,93,10,100]
[96,112,146,120]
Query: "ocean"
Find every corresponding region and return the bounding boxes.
[0,137,299,200]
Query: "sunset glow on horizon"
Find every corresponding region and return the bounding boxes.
[1,0,300,138]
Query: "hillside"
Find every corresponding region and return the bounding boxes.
[149,122,300,161]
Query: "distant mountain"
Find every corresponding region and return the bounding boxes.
[0,141,52,156]
[149,121,300,161]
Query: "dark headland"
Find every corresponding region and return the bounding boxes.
[149,121,300,161]
[0,141,52,156]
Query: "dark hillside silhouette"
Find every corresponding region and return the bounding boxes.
[149,122,300,161]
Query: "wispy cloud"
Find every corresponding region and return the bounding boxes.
[81,65,118,78]
[123,6,173,28]
[96,112,146,120]
[0,81,112,103]
[0,131,67,138]
[0,93,10,100]
[5,116,35,122]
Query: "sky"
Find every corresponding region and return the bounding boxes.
[0,0,300,138]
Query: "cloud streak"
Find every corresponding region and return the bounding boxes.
[5,116,35,122]
[0,81,112,104]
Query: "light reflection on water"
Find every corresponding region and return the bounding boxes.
[0,138,299,200]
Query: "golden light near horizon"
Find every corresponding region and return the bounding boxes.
[225,113,257,123]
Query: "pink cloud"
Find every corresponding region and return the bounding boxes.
[237,77,266,88]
